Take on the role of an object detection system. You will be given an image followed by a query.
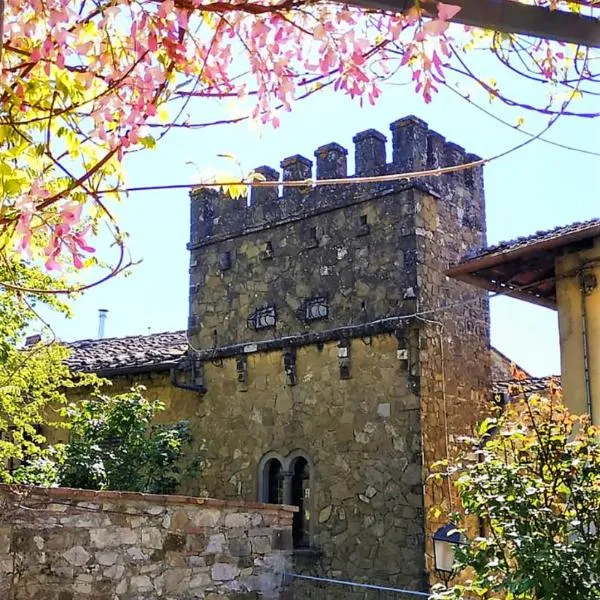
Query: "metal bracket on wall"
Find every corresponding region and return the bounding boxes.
[236,355,249,391]
[337,339,352,380]
[283,348,297,386]
[580,270,598,296]
[170,353,206,394]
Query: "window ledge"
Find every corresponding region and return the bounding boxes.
[292,547,322,565]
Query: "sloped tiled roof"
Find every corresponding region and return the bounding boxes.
[447,218,600,310]
[461,218,600,263]
[65,330,188,375]
[490,347,530,381]
[492,376,561,396]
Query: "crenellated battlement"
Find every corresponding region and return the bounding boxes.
[189,115,483,247]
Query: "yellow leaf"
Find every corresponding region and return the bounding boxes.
[157,106,170,124]
[247,171,267,182]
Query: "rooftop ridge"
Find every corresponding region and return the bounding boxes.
[64,330,188,374]
[65,330,186,346]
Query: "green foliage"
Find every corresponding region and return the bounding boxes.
[434,394,600,600]
[0,261,96,482]
[55,387,200,494]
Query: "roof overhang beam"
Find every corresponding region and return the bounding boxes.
[351,0,600,48]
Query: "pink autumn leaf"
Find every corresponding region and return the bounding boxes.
[72,254,84,269]
[60,202,83,226]
[422,19,450,37]
[437,2,462,21]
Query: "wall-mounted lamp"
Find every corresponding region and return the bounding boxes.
[432,524,462,586]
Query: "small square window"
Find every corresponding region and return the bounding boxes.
[303,226,319,249]
[303,296,328,322]
[356,214,370,237]
[247,305,276,330]
[219,251,232,271]
[260,241,274,260]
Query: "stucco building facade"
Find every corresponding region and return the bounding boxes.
[448,218,598,424]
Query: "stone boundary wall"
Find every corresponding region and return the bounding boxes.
[0,485,296,600]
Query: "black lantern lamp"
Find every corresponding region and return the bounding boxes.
[432,524,462,586]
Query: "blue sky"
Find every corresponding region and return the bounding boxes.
[42,60,600,377]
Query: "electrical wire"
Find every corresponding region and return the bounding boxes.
[183,279,548,356]
[95,87,580,196]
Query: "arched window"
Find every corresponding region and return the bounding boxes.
[265,458,284,505]
[291,456,310,548]
[258,451,314,549]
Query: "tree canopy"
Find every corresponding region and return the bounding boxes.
[0,262,98,481]
[1,0,598,286]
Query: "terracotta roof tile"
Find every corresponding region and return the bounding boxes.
[65,330,188,374]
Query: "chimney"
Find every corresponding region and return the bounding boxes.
[98,309,108,339]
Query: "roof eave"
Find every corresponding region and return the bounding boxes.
[451,272,557,311]
[83,362,180,378]
[448,222,600,279]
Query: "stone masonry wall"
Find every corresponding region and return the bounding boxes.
[187,115,478,349]
[183,115,491,592]
[188,185,419,349]
[0,485,294,600]
[178,335,426,591]
[410,131,491,581]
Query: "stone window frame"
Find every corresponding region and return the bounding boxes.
[247,305,277,330]
[257,449,317,550]
[300,295,329,323]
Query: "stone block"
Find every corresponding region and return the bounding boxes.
[141,526,163,549]
[62,545,90,567]
[126,546,147,562]
[191,509,221,528]
[224,513,251,528]
[95,550,117,566]
[206,533,225,554]
[130,574,154,593]
[163,568,192,593]
[170,510,190,530]
[211,562,240,581]
[250,536,271,554]
[103,564,125,580]
[189,571,212,589]
[228,537,252,557]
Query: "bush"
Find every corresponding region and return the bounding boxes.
[434,393,600,600]
[17,387,201,494]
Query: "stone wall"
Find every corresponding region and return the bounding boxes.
[179,335,426,590]
[0,485,294,600]
[181,115,491,592]
[409,133,490,580]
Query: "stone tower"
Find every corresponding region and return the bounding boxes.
[181,116,490,592]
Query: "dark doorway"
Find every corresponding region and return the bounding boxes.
[291,457,310,547]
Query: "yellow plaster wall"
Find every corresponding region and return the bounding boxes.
[556,237,600,424]
[43,372,200,445]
